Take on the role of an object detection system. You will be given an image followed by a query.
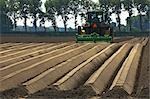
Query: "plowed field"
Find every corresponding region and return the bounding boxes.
[0,37,149,99]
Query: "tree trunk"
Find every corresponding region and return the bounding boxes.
[13,13,17,31]
[64,23,67,32]
[74,14,77,30]
[146,11,149,20]
[53,26,56,32]
[118,0,121,32]
[129,15,132,32]
[33,19,37,32]
[44,25,46,32]
[63,16,67,32]
[117,13,121,32]
[33,14,37,32]
[102,11,104,22]
[129,19,132,32]
[14,19,17,31]
[24,17,27,32]
[139,13,142,31]
[52,20,57,32]
[128,8,133,32]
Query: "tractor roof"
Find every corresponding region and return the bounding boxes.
[87,11,103,14]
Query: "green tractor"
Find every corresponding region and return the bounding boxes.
[76,11,113,43]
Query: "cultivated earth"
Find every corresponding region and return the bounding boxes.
[0,37,149,99]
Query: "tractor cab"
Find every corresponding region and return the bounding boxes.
[76,11,113,43]
[87,11,102,24]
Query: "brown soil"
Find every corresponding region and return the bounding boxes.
[0,37,149,99]
[0,35,75,43]
[0,34,132,43]
[133,38,149,98]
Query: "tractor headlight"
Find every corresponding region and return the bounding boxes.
[81,30,85,33]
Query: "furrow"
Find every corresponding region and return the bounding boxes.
[138,37,145,44]
[0,43,46,61]
[0,43,11,47]
[0,43,58,67]
[0,43,30,52]
[0,43,23,49]
[0,44,52,56]
[84,43,133,95]
[107,43,143,96]
[118,38,138,45]
[0,43,75,75]
[141,37,149,46]
[131,38,141,42]
[2,43,31,49]
[0,43,94,92]
[53,43,121,91]
[22,44,108,94]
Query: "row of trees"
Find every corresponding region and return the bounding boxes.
[0,0,98,32]
[124,0,149,31]
[0,0,149,32]
[98,0,149,32]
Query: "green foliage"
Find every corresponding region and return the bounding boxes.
[132,27,140,32]
[4,0,149,33]
[17,0,30,31]
[0,0,13,32]
[123,0,134,32]
[47,0,70,31]
[0,12,13,32]
[6,0,19,30]
[69,0,81,29]
[0,0,8,14]
[29,0,42,30]
[134,0,149,14]
[134,0,149,31]
[45,0,57,31]
[6,0,19,12]
[81,0,99,12]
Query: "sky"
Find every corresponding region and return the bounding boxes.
[17,0,138,28]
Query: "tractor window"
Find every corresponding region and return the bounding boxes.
[91,14,102,22]
[91,14,99,22]
[97,15,102,22]
[91,14,97,19]
[87,12,103,23]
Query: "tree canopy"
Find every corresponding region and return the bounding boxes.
[1,0,149,32]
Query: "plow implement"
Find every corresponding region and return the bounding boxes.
[76,34,112,43]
